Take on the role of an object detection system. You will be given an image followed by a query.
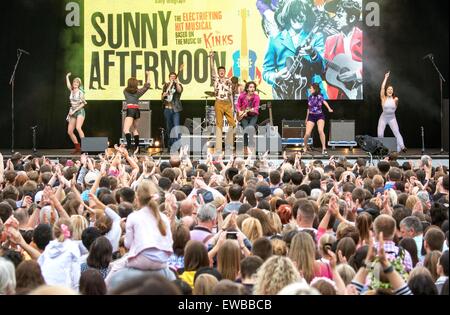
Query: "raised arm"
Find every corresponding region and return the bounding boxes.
[209,51,218,78]
[66,73,72,91]
[380,71,389,102]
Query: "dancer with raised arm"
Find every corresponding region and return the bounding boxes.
[123,71,151,152]
[377,71,407,153]
[66,73,87,154]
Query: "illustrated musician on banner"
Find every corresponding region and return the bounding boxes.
[236,81,260,155]
[262,0,326,100]
[323,0,363,100]
[65,73,87,154]
[209,51,236,155]
[123,71,151,152]
[162,71,183,151]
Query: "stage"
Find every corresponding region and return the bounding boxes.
[2,148,448,166]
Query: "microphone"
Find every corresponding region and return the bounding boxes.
[17,48,31,55]
[422,53,433,60]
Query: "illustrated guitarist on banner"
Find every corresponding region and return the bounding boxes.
[323,0,363,100]
[236,81,260,155]
[262,0,327,100]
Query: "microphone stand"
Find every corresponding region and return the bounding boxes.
[426,55,447,153]
[9,50,25,153]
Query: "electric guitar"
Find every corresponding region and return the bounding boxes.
[237,108,253,122]
[164,64,184,103]
[324,54,362,99]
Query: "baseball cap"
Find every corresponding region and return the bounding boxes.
[256,185,272,199]
[84,171,99,185]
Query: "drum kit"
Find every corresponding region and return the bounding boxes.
[202,91,230,132]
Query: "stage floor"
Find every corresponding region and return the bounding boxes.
[1,148,448,165]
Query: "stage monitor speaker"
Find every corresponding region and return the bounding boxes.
[121,110,151,139]
[356,135,388,156]
[330,120,355,141]
[282,120,305,138]
[81,137,108,153]
[374,137,396,153]
[443,99,449,152]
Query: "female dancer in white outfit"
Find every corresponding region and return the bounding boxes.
[377,71,407,153]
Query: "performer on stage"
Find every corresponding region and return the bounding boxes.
[378,71,407,153]
[123,71,151,151]
[209,51,236,154]
[236,81,261,155]
[66,73,87,154]
[303,83,334,155]
[162,72,183,150]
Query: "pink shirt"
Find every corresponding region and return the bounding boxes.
[236,92,260,116]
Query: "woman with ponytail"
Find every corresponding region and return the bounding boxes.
[123,180,174,275]
[37,218,81,290]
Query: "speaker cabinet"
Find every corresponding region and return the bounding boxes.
[81,137,108,153]
[329,120,355,141]
[282,120,305,138]
[122,100,151,139]
[374,137,397,153]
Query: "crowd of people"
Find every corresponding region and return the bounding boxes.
[0,147,448,295]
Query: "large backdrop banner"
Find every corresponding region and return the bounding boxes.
[84,0,363,100]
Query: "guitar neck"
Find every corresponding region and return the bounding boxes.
[324,58,341,71]
[268,102,273,126]
[240,9,249,81]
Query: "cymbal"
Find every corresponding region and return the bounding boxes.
[204,91,215,97]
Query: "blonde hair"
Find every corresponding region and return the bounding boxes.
[241,217,263,243]
[336,264,356,286]
[405,195,420,211]
[193,274,219,295]
[137,180,166,236]
[271,239,288,256]
[266,211,282,234]
[318,233,336,258]
[288,232,316,283]
[53,218,73,242]
[72,77,82,88]
[253,256,301,295]
[70,215,89,241]
[372,175,384,188]
[217,240,241,281]
[28,285,78,295]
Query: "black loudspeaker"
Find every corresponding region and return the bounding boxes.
[443,99,449,152]
[374,137,396,153]
[282,120,305,138]
[81,137,108,153]
[329,120,355,141]
[122,101,151,138]
[356,135,388,156]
